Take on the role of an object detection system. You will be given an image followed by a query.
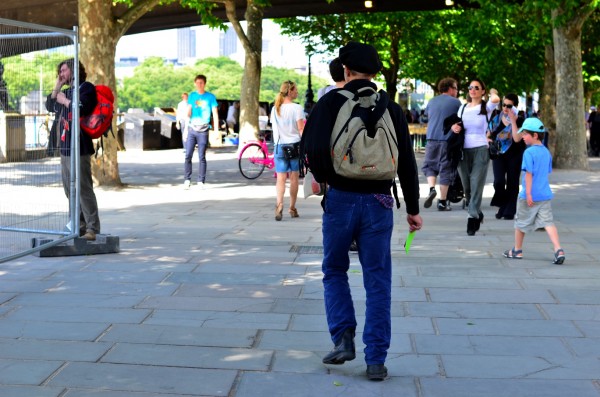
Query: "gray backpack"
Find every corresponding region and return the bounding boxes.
[330,87,398,180]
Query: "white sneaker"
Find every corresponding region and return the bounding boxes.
[198,182,205,189]
[183,180,191,190]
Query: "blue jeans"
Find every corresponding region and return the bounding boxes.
[322,188,393,365]
[184,129,208,182]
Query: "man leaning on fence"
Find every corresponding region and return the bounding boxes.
[45,58,100,241]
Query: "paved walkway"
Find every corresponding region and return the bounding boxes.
[1,147,600,397]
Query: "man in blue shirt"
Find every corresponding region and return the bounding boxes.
[184,74,219,189]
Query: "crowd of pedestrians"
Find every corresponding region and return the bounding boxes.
[167,41,574,382]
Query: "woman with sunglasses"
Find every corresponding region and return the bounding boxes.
[488,93,525,220]
[271,80,306,221]
[450,78,500,235]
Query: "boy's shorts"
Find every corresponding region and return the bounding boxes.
[515,199,555,233]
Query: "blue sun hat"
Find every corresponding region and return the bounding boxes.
[518,117,546,134]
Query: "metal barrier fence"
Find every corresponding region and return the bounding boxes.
[0,18,80,263]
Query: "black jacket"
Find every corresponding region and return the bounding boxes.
[301,79,420,215]
[45,81,97,157]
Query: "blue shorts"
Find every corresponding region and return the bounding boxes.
[274,144,300,173]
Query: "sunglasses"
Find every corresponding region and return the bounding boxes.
[502,103,514,109]
[468,86,481,91]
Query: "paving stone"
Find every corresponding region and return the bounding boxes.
[420,378,600,397]
[0,320,108,341]
[0,386,63,397]
[143,310,291,330]
[102,343,273,370]
[235,371,419,397]
[48,362,237,395]
[100,324,257,347]
[138,296,274,312]
[6,306,150,324]
[0,359,63,385]
[0,338,111,361]
[436,318,583,337]
[408,302,544,320]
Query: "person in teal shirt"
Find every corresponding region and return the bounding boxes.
[184,74,219,189]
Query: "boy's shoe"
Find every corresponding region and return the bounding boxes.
[553,249,565,265]
[424,189,437,208]
[437,200,451,211]
[183,180,191,190]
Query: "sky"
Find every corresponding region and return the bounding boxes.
[116,29,178,60]
[115,20,333,79]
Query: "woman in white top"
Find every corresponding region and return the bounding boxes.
[270,80,306,221]
[450,78,499,235]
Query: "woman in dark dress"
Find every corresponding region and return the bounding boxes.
[489,93,525,220]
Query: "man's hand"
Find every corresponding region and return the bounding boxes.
[406,214,423,232]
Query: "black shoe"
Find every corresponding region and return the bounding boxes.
[495,211,503,219]
[423,189,437,208]
[503,215,514,220]
[476,212,484,231]
[467,217,480,236]
[322,328,356,365]
[349,240,358,252]
[366,364,388,381]
[437,199,451,211]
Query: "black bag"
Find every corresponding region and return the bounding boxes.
[444,104,467,168]
[488,139,502,160]
[281,142,300,160]
[447,172,464,203]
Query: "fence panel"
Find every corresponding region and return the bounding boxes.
[0,18,79,263]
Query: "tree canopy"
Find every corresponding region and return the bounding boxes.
[116,56,328,112]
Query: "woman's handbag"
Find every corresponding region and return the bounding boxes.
[488,138,502,160]
[281,142,300,160]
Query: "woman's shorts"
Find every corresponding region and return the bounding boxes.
[515,199,554,233]
[274,144,300,173]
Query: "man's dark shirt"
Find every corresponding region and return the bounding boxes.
[302,79,420,215]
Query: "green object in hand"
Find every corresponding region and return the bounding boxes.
[404,231,415,254]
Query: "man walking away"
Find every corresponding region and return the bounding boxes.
[422,77,462,210]
[301,42,423,381]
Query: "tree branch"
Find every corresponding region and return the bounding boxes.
[224,0,252,52]
[115,0,166,37]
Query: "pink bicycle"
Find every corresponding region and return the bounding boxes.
[238,132,275,179]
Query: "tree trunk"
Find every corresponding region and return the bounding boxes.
[225,0,263,145]
[552,7,591,169]
[540,44,557,155]
[381,29,400,103]
[78,0,162,186]
[79,0,122,186]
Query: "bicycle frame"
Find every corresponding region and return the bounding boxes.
[238,139,274,169]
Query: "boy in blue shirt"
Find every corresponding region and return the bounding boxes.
[503,118,565,265]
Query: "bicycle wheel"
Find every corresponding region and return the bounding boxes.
[239,143,267,179]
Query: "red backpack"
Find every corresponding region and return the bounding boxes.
[81,84,114,139]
